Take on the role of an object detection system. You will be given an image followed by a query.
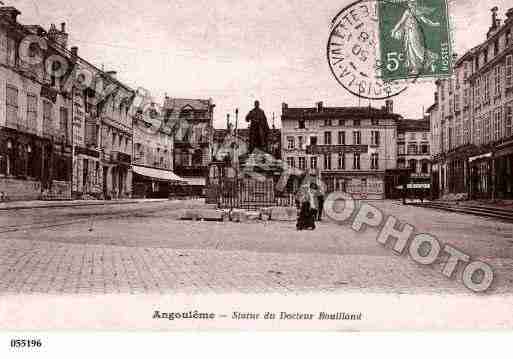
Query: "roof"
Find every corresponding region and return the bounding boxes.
[163,98,212,111]
[398,119,430,132]
[282,106,401,119]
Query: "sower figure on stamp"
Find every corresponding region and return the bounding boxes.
[245,100,270,153]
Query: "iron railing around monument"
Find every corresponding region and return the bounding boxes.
[214,178,295,210]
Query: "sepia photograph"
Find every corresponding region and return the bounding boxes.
[0,0,513,340]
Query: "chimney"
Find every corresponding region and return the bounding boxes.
[488,7,501,38]
[0,6,21,22]
[316,101,323,112]
[106,70,117,79]
[48,23,69,48]
[282,103,288,111]
[434,91,438,104]
[70,46,78,58]
[385,99,394,113]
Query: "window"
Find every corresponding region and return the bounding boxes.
[495,65,501,97]
[6,37,17,67]
[421,143,430,154]
[324,131,332,145]
[27,94,37,131]
[421,161,429,174]
[454,94,460,112]
[494,108,502,141]
[507,29,512,46]
[506,55,513,89]
[287,136,294,150]
[338,153,345,169]
[310,136,317,146]
[371,119,379,126]
[422,132,428,141]
[298,119,305,129]
[60,107,69,143]
[338,131,346,145]
[353,119,361,127]
[339,119,346,126]
[43,100,53,134]
[371,131,380,146]
[353,131,361,145]
[297,136,303,150]
[310,156,317,170]
[407,143,418,155]
[298,157,306,170]
[370,153,379,169]
[494,39,499,56]
[398,144,405,155]
[409,132,416,141]
[353,153,360,170]
[409,159,417,172]
[112,132,117,149]
[287,157,295,168]
[6,85,18,127]
[484,49,488,63]
[324,153,332,170]
[505,104,512,137]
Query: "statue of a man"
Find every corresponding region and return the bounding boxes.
[245,100,270,153]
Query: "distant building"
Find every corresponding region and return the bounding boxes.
[132,103,183,198]
[397,118,431,177]
[281,101,400,199]
[163,98,215,186]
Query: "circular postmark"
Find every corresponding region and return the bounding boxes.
[327,0,429,100]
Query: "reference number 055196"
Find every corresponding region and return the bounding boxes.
[10,338,43,349]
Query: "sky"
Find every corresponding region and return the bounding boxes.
[8,0,513,128]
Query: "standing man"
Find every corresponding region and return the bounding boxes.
[245,100,270,153]
[315,176,326,221]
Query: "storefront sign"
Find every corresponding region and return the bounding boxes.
[306,145,368,155]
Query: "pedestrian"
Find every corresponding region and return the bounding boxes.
[315,177,326,221]
[296,184,317,230]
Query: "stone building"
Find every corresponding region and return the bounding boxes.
[397,118,431,180]
[281,101,400,199]
[429,6,513,200]
[132,102,183,198]
[0,8,73,201]
[163,97,215,186]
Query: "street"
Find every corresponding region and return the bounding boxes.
[0,199,512,296]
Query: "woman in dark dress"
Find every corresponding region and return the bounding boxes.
[296,184,318,230]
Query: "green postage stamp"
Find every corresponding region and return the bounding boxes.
[377,0,453,81]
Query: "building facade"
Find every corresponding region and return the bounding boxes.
[0,6,136,201]
[0,8,73,201]
[164,98,215,186]
[397,118,431,181]
[281,101,400,199]
[132,102,178,198]
[430,6,513,200]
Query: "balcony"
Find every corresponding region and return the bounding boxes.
[110,151,131,165]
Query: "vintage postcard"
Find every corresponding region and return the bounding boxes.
[1,0,513,341]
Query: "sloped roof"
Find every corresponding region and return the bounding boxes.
[163,98,212,111]
[398,119,430,132]
[282,106,401,119]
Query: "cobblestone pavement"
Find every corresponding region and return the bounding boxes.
[0,200,513,296]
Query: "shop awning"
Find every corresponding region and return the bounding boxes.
[132,165,187,183]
